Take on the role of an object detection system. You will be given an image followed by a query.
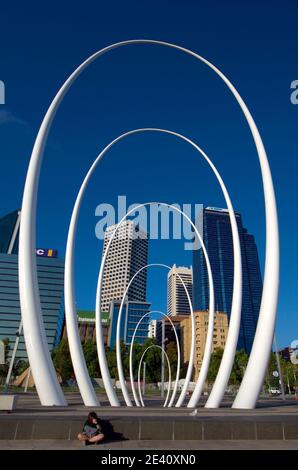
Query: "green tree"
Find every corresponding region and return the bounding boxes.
[52,339,73,383]
[15,360,29,376]
[106,340,145,380]
[106,348,117,379]
[166,341,178,378]
[0,339,30,382]
[0,338,10,378]
[140,339,162,383]
[123,341,143,379]
[266,352,298,392]
[207,348,224,383]
[83,341,100,377]
[230,349,249,385]
[105,338,180,385]
[207,348,249,386]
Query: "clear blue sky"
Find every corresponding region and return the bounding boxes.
[0,1,297,348]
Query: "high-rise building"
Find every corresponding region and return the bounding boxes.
[100,221,148,312]
[181,310,228,380]
[155,315,185,348]
[0,210,65,362]
[0,252,65,362]
[108,300,151,349]
[167,265,193,316]
[0,209,20,254]
[148,319,157,339]
[193,206,263,353]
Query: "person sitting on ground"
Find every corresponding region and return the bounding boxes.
[78,412,105,445]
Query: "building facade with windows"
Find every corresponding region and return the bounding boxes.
[181,310,228,380]
[155,315,186,349]
[100,221,148,312]
[108,300,151,349]
[0,210,20,255]
[193,206,262,353]
[167,265,193,316]
[0,209,65,362]
[0,252,65,361]
[148,319,157,339]
[62,310,110,346]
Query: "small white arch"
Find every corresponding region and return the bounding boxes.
[137,345,172,408]
[115,263,189,407]
[64,128,240,408]
[96,200,215,407]
[128,311,178,407]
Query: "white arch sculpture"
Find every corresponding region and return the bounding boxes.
[19,40,279,408]
[65,128,240,408]
[137,345,172,408]
[115,263,190,407]
[128,310,180,407]
[82,128,242,408]
[96,201,214,407]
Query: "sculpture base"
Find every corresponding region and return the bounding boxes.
[0,392,297,441]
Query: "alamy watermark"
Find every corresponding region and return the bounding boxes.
[95,196,203,251]
[290,80,298,104]
[0,81,5,104]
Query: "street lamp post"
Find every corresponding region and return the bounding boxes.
[274,335,286,401]
[3,212,22,394]
[143,362,146,396]
[161,320,165,399]
[3,322,23,392]
[293,370,297,400]
[286,373,291,395]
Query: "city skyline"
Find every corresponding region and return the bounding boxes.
[0,1,296,349]
[0,202,291,354]
[0,206,265,358]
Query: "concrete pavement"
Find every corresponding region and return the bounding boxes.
[0,392,297,446]
[0,439,298,450]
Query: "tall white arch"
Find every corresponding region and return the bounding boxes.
[19,40,279,408]
[96,200,214,407]
[67,128,241,407]
[137,345,172,408]
[115,263,189,407]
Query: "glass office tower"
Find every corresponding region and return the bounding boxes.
[0,210,20,254]
[108,300,151,349]
[0,210,65,362]
[0,253,65,361]
[193,207,263,353]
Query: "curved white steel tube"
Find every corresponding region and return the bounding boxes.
[64,126,240,408]
[128,310,178,407]
[19,39,279,408]
[88,128,240,408]
[65,129,220,407]
[115,263,190,407]
[137,345,171,408]
[96,200,214,407]
[64,192,99,406]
